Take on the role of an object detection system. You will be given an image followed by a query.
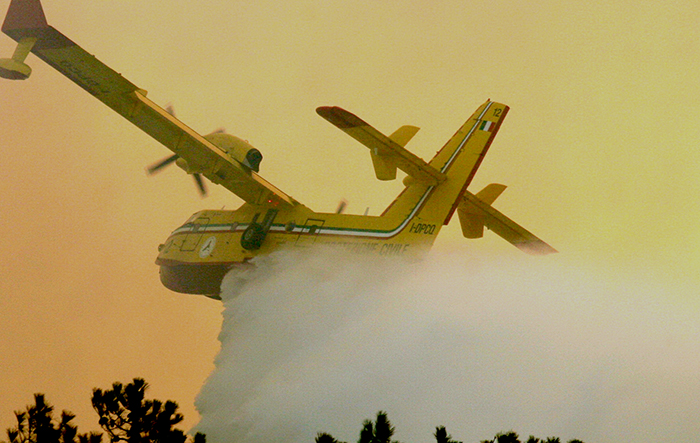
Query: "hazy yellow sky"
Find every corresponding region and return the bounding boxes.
[1,0,699,436]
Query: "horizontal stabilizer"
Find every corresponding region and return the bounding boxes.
[458,184,506,238]
[458,187,557,255]
[317,106,445,186]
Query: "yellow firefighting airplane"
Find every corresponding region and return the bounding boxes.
[1,0,555,298]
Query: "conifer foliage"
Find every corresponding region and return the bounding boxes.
[316,412,585,443]
[434,426,461,443]
[4,394,101,443]
[3,379,204,443]
[480,431,585,443]
[315,411,399,443]
[91,378,204,443]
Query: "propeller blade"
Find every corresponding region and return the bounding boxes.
[193,173,208,197]
[335,199,348,214]
[146,151,209,198]
[146,154,179,175]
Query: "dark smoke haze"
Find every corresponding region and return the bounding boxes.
[195,249,700,443]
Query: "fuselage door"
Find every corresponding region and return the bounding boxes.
[181,217,210,251]
[295,218,325,246]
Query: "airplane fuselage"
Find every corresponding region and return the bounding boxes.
[157,201,442,298]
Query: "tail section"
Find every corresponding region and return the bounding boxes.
[369,125,421,181]
[458,183,507,238]
[0,0,48,80]
[380,100,555,255]
[2,0,48,36]
[458,185,557,255]
[317,101,508,238]
[382,100,508,227]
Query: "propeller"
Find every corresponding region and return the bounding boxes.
[335,199,348,214]
[192,172,207,197]
[146,153,178,174]
[145,104,207,197]
[146,154,208,197]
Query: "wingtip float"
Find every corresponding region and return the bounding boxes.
[2,0,556,299]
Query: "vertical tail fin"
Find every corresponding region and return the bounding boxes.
[426,100,509,225]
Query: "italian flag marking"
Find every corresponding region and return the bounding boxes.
[479,120,494,132]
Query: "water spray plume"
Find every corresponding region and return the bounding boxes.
[194,248,700,443]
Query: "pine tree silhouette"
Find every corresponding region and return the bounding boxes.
[4,394,102,443]
[434,426,461,443]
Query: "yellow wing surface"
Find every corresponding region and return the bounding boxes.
[317,106,446,186]
[1,0,295,209]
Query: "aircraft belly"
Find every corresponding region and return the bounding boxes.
[158,261,240,299]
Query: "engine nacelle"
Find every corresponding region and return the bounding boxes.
[204,132,262,172]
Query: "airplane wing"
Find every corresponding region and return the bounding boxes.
[459,190,558,255]
[1,0,296,209]
[317,106,446,186]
